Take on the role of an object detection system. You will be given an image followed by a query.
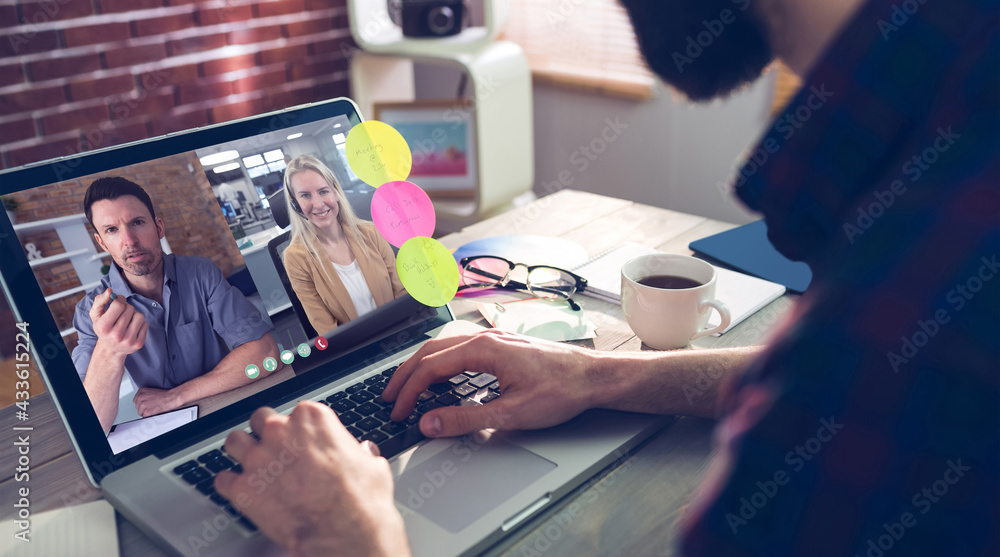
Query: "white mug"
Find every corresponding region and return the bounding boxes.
[621,254,732,350]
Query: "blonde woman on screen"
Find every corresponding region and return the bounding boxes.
[281,156,405,335]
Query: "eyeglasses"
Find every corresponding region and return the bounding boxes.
[457,255,588,311]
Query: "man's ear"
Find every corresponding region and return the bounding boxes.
[93,232,108,253]
[155,217,165,240]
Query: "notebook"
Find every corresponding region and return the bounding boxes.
[0,97,670,557]
[574,243,786,335]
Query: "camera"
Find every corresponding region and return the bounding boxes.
[388,0,465,38]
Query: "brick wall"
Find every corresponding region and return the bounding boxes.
[0,0,355,170]
[10,151,248,352]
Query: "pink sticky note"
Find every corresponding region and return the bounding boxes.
[370,181,436,248]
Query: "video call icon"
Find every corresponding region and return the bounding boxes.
[245,364,260,379]
[297,343,312,358]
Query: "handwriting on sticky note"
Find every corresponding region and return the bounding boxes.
[371,181,436,248]
[345,121,412,187]
[397,237,459,307]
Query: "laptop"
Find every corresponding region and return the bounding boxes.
[0,98,672,556]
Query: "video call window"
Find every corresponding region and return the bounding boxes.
[2,113,414,451]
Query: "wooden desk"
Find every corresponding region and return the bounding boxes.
[0,190,795,556]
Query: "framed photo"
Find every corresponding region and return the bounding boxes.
[373,100,477,199]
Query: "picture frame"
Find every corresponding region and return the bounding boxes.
[373,99,477,199]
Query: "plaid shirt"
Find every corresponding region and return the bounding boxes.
[681,0,999,556]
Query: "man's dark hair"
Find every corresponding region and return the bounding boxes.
[619,0,773,101]
[83,177,157,228]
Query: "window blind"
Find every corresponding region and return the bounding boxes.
[501,0,657,100]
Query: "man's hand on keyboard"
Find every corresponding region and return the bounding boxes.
[215,402,411,557]
[383,329,600,438]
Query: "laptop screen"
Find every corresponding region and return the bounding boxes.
[0,99,451,478]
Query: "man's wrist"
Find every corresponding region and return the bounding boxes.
[583,350,625,410]
[162,378,197,409]
[585,350,679,413]
[370,510,411,557]
[93,339,129,367]
[293,505,410,557]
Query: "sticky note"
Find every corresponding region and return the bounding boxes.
[397,237,460,307]
[476,300,597,343]
[345,121,412,187]
[371,181,436,248]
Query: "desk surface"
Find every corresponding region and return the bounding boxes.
[0,190,795,556]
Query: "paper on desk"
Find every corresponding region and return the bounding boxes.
[477,300,597,342]
[1,499,119,557]
[107,405,198,454]
[707,265,786,334]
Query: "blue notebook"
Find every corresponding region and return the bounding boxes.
[689,220,813,293]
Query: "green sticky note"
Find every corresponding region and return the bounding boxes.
[396,236,460,307]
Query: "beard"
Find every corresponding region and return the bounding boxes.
[117,248,163,278]
[619,0,774,101]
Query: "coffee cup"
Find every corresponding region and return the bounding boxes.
[620,254,731,349]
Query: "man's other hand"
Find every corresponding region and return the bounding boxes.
[90,288,147,357]
[215,403,410,557]
[133,387,183,417]
[383,330,599,438]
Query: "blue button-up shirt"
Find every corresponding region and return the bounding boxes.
[72,254,270,390]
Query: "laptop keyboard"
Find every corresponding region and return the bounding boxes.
[170,365,501,533]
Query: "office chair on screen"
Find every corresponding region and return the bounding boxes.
[266,190,319,339]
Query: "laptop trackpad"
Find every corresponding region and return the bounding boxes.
[395,436,557,533]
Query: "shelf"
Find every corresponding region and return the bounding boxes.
[90,252,110,261]
[358,27,492,56]
[45,281,101,304]
[13,213,87,234]
[268,302,292,317]
[349,0,507,55]
[28,248,89,268]
[351,41,535,218]
[349,0,534,221]
[60,327,77,338]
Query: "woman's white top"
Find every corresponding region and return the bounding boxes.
[332,259,377,317]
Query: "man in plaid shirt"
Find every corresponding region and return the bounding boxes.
[214,0,999,555]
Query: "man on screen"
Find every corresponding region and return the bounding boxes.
[71,177,281,433]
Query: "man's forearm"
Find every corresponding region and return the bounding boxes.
[171,334,280,406]
[82,341,128,433]
[588,346,765,419]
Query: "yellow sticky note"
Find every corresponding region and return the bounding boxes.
[397,237,460,307]
[345,121,412,187]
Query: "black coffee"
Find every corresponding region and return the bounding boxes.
[637,274,703,290]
